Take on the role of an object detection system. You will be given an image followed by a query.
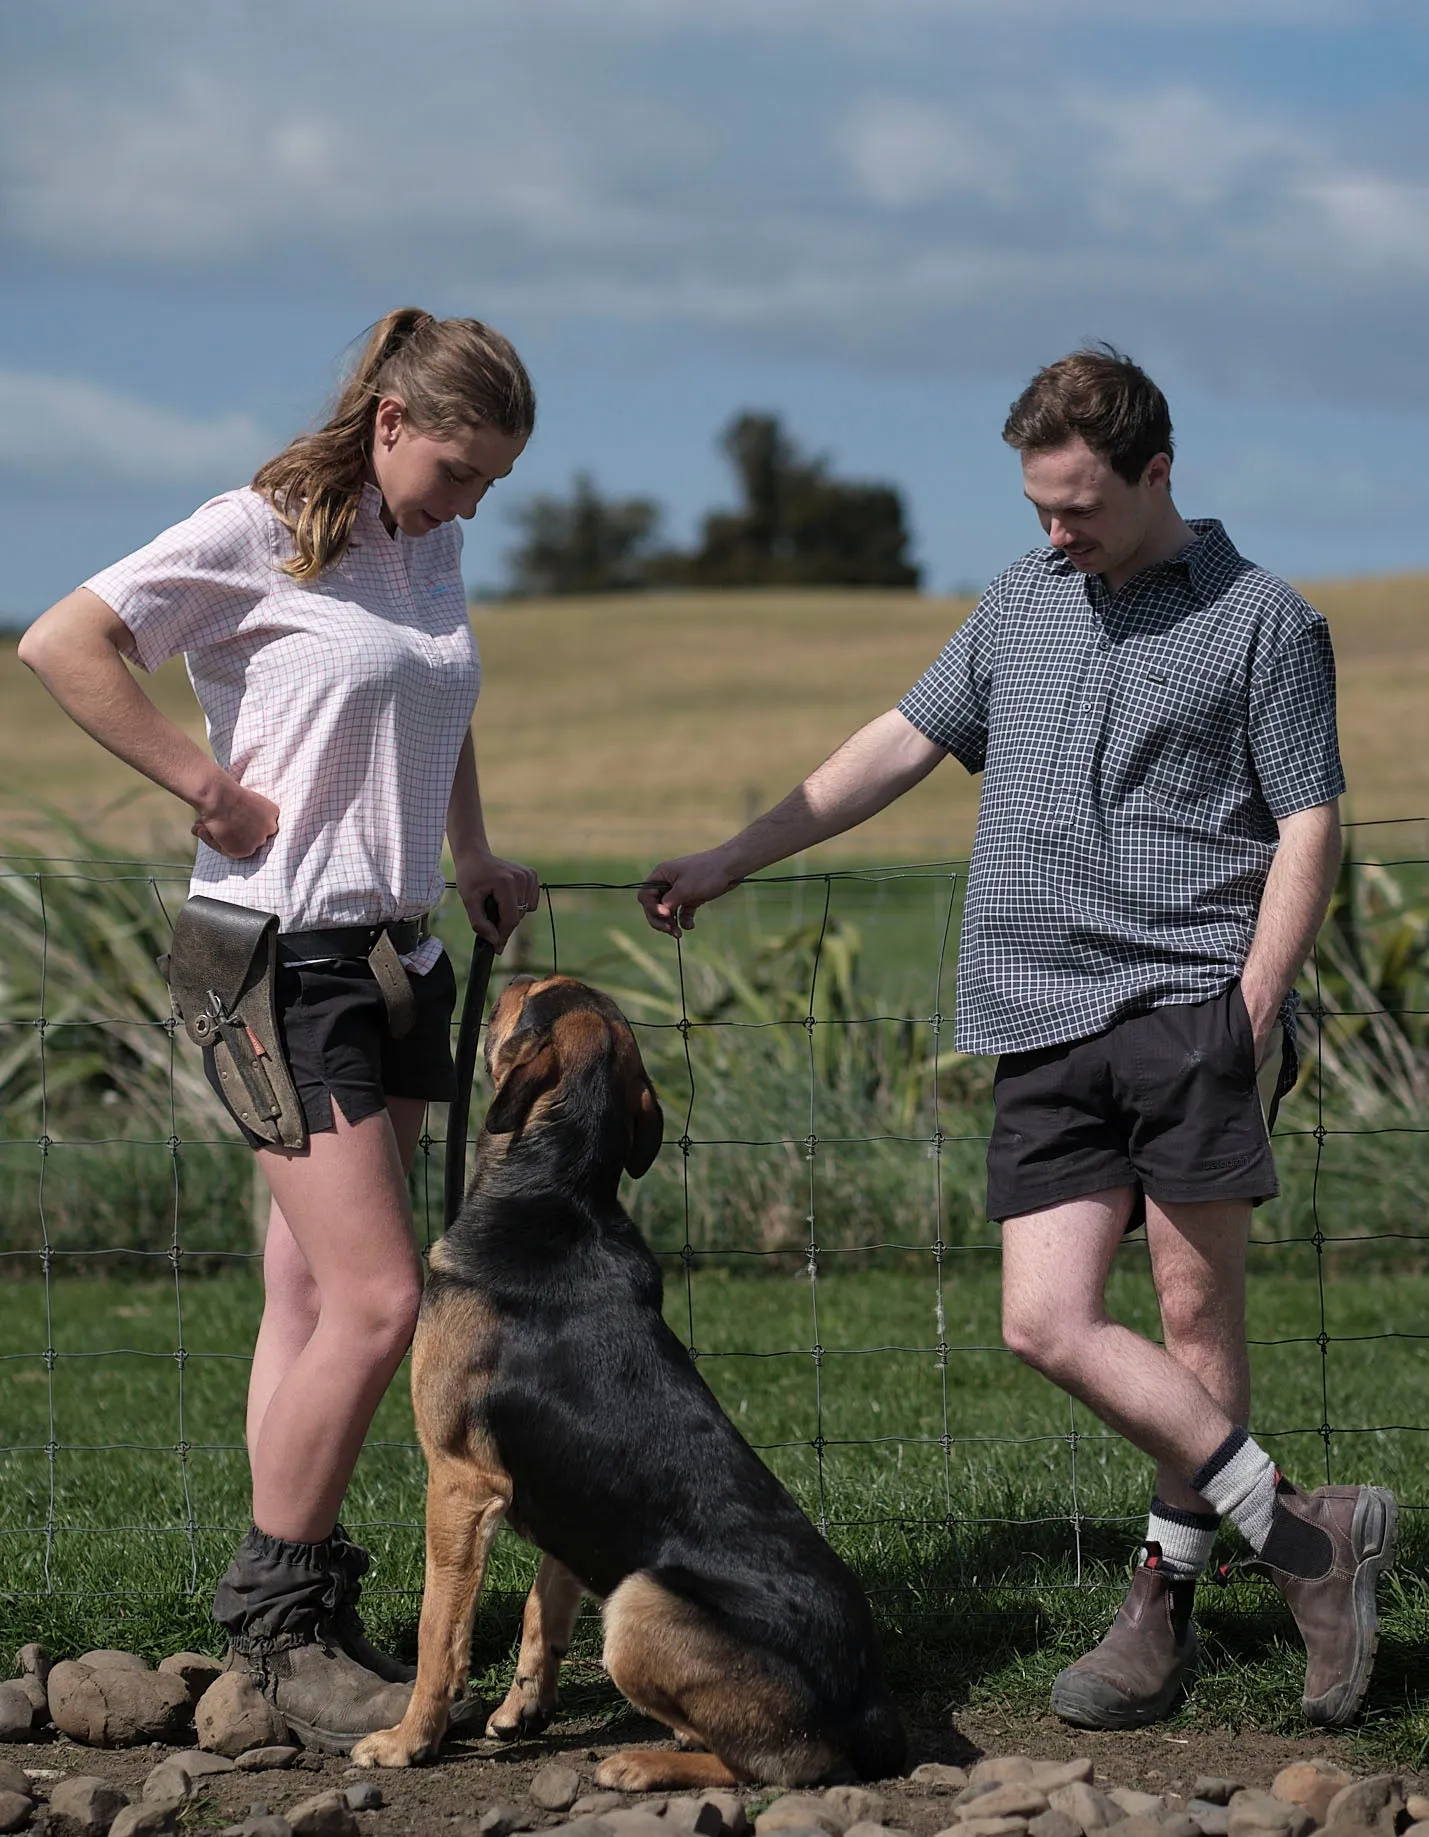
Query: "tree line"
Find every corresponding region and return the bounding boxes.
[503,411,921,596]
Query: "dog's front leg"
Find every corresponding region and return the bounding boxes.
[352,1456,512,1768]
[487,1554,586,1741]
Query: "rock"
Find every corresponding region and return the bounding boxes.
[825,1793,887,1830]
[953,1787,1002,1814]
[1188,1806,1230,1837]
[1028,1814,1080,1837]
[1162,1819,1204,1837]
[195,1674,289,1758]
[570,1795,626,1819]
[1227,1790,1314,1837]
[76,1653,149,1675]
[141,1760,195,1805]
[1408,1803,1429,1827]
[958,1788,1049,1824]
[0,1764,27,1800]
[47,1773,131,1835]
[845,1825,909,1837]
[0,1789,31,1835]
[46,1661,193,1748]
[1028,1766,1095,1794]
[971,1761,1036,1789]
[560,1819,618,1837]
[1402,1824,1429,1837]
[698,1792,752,1837]
[1323,1776,1406,1837]
[1048,1785,1124,1833]
[756,1798,848,1837]
[664,1802,725,1837]
[530,1764,582,1813]
[1110,1821,1168,1837]
[224,1821,294,1837]
[0,1683,41,1743]
[110,1807,183,1837]
[157,1655,225,1705]
[478,1806,538,1836]
[949,1819,1032,1837]
[1192,1785,1246,1811]
[14,1648,50,1685]
[286,1790,360,1836]
[913,1768,972,1793]
[168,1749,237,1781]
[1107,1796,1166,1820]
[1271,1763,1354,1827]
[605,1815,675,1837]
[235,1748,300,1772]
[342,1781,383,1812]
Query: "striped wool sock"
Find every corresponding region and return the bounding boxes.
[1188,1427,1278,1552]
[1145,1496,1221,1579]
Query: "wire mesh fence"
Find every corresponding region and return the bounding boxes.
[1,822,1426,1629]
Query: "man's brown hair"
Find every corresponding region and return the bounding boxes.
[1002,345,1173,485]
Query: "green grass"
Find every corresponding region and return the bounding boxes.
[2,1263,1427,1764]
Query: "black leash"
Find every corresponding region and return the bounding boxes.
[443,898,501,1230]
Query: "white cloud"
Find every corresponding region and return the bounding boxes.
[840,98,1013,209]
[0,373,270,486]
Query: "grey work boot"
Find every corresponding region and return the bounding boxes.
[1252,1478,1398,1727]
[214,1525,414,1754]
[327,1525,417,1685]
[1050,1547,1198,1730]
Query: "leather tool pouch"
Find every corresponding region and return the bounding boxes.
[159,896,308,1150]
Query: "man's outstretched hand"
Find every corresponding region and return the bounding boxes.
[638,847,741,936]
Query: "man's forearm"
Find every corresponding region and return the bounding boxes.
[720,709,946,878]
[1240,801,1343,1051]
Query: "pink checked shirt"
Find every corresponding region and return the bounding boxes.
[85,484,479,961]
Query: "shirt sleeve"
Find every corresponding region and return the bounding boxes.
[1249,615,1346,818]
[82,492,273,673]
[896,583,999,773]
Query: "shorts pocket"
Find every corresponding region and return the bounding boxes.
[1226,981,1257,1088]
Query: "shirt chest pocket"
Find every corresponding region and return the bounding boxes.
[1109,657,1245,809]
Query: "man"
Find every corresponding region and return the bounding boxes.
[637,348,1396,1731]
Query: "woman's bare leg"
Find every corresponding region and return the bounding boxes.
[246,1099,428,1461]
[247,1099,429,1542]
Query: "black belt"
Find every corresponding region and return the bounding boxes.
[278,917,428,963]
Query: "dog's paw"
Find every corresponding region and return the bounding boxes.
[485,1686,554,1742]
[351,1725,428,1770]
[595,1750,676,1792]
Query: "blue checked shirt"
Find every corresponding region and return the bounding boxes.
[898,520,1345,1055]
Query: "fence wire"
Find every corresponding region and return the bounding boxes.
[1,823,1426,1617]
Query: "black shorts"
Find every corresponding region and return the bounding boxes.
[204,951,458,1148]
[987,982,1293,1226]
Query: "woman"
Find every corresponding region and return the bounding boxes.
[18,307,538,1748]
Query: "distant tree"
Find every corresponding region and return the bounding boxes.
[684,412,920,589]
[504,472,664,596]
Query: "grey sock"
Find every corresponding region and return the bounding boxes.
[1188,1427,1278,1553]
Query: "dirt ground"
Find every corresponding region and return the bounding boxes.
[5,1704,1403,1836]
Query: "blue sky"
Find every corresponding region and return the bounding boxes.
[2,0,1428,618]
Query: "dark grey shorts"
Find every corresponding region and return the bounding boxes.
[987,982,1294,1226]
[204,951,458,1148]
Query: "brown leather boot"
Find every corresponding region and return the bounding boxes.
[328,1525,417,1685]
[1050,1549,1198,1729]
[214,1525,415,1754]
[1253,1478,1398,1727]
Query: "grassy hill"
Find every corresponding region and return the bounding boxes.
[2,575,1427,864]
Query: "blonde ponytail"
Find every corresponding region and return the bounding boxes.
[253,307,536,583]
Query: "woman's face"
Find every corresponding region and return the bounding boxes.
[370,396,528,538]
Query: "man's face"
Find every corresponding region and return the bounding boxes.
[1021,437,1167,579]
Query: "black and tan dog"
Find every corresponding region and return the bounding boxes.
[352,973,906,1788]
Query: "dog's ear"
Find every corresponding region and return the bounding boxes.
[624,1067,664,1178]
[484,1034,561,1138]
